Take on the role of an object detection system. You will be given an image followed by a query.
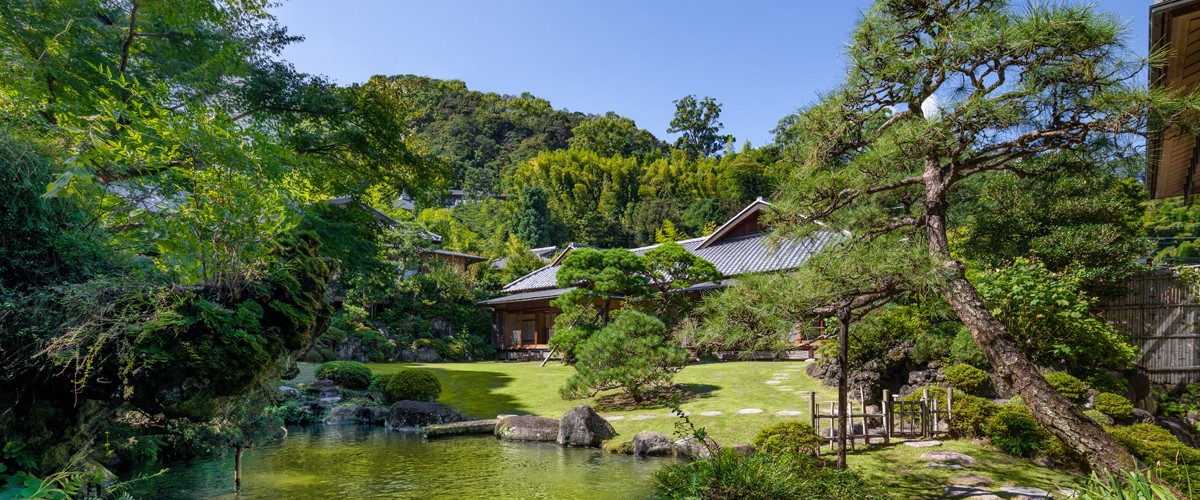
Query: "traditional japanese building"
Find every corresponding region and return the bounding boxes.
[477,198,835,360]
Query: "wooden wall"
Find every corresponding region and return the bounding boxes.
[1096,269,1200,385]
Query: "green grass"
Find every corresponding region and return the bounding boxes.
[364,360,836,445]
[846,440,1083,498]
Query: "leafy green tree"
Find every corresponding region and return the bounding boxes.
[568,112,664,159]
[560,310,688,403]
[768,0,1195,474]
[553,248,651,327]
[509,149,641,247]
[516,185,551,247]
[974,258,1136,373]
[667,95,734,158]
[498,235,549,283]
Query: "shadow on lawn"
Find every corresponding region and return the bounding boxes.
[593,383,721,412]
[415,367,533,419]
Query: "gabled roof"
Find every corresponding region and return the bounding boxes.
[497,199,834,295]
[322,196,399,226]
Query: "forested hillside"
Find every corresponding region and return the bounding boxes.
[389,75,780,257]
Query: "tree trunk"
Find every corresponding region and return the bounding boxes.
[234,445,244,494]
[921,158,1136,474]
[836,308,850,470]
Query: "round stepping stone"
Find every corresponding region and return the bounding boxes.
[772,373,790,378]
[605,416,625,421]
[631,415,657,421]
[927,463,965,470]
[949,475,992,487]
[904,440,943,448]
[999,486,1050,499]
[775,387,794,391]
[943,486,1001,499]
[765,380,782,385]
[699,411,722,417]
[920,451,977,465]
[776,410,802,416]
[737,408,764,414]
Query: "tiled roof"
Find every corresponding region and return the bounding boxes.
[501,230,834,294]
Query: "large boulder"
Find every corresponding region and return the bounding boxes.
[558,405,617,447]
[278,386,301,399]
[386,400,463,429]
[496,415,560,442]
[674,437,720,460]
[324,405,361,425]
[633,431,674,457]
[356,405,390,425]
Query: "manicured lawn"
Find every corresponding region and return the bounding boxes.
[364,360,838,445]
[846,440,1084,498]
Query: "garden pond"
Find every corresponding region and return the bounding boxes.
[132,425,672,499]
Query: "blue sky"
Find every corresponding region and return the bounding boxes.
[272,1,1152,147]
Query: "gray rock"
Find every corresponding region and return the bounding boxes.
[425,419,497,438]
[324,405,361,425]
[278,386,301,399]
[904,440,943,448]
[943,486,1001,499]
[496,415,560,442]
[1132,407,1155,424]
[919,451,977,464]
[632,431,674,457]
[674,437,719,460]
[355,405,390,424]
[1156,416,1198,447]
[729,444,755,456]
[386,400,463,429]
[927,462,965,470]
[949,474,992,486]
[999,486,1051,499]
[558,405,617,447]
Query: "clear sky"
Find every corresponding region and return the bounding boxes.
[271,1,1152,147]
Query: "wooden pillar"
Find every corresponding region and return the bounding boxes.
[882,389,891,444]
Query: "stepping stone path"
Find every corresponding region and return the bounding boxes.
[904,440,943,448]
[631,415,657,421]
[699,411,722,417]
[605,416,625,421]
[776,410,802,416]
[999,486,1051,499]
[926,463,964,470]
[949,475,992,487]
[737,408,764,414]
[775,387,794,391]
[765,380,782,385]
[919,451,977,465]
[943,486,1002,499]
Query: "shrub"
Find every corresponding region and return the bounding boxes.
[948,393,998,438]
[1043,371,1089,404]
[949,326,988,368]
[898,385,948,403]
[1079,469,1180,500]
[654,450,875,500]
[985,404,1049,457]
[753,422,823,457]
[1094,392,1133,419]
[376,369,441,403]
[1108,423,1200,494]
[268,399,319,425]
[1083,370,1128,396]
[944,363,990,396]
[1083,409,1113,426]
[314,361,375,390]
[560,311,688,403]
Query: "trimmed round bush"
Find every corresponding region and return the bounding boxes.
[1108,423,1200,492]
[377,369,441,403]
[984,403,1049,457]
[947,393,998,438]
[1093,392,1133,419]
[753,422,823,457]
[1043,371,1089,404]
[314,361,375,390]
[944,363,990,396]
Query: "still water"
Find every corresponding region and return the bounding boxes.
[133,426,671,499]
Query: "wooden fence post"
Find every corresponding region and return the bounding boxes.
[882,389,891,444]
[809,391,817,429]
